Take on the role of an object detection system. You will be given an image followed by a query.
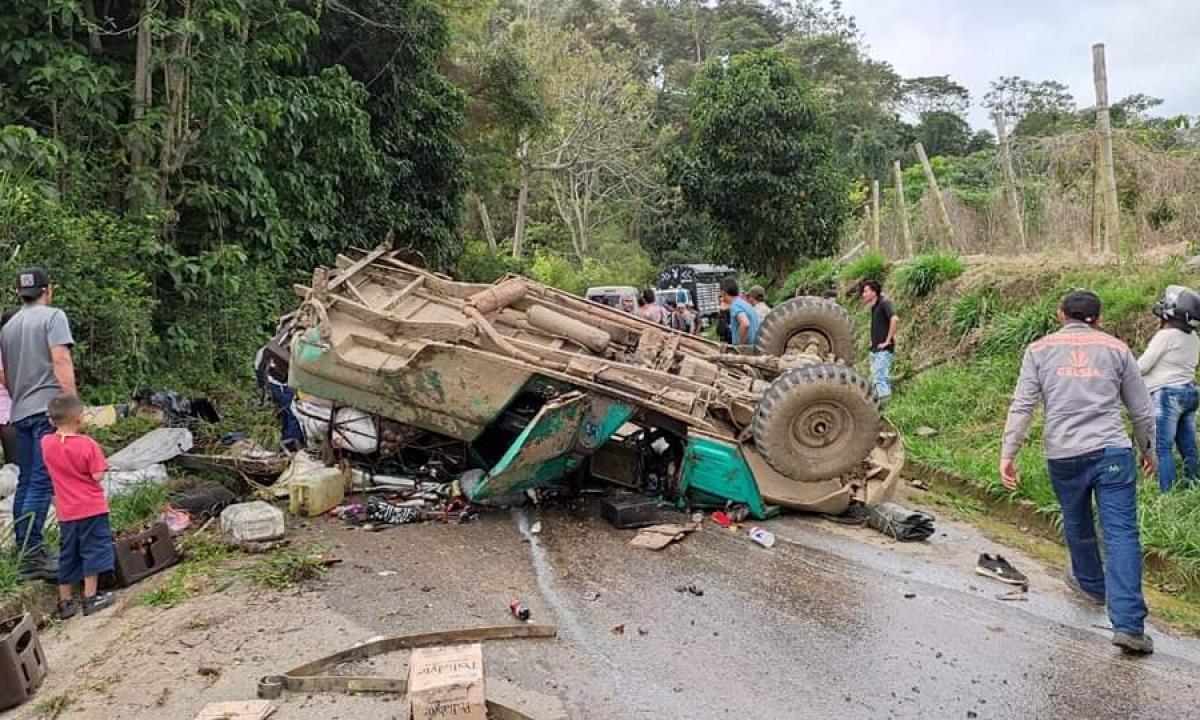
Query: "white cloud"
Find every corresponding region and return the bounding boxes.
[838,0,1200,128]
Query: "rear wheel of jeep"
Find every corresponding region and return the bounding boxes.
[753,363,880,482]
[755,296,856,362]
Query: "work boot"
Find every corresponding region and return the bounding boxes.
[1112,632,1154,655]
[1063,566,1105,607]
[17,549,59,583]
[82,592,116,616]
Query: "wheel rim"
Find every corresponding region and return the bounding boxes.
[784,329,833,356]
[790,401,853,450]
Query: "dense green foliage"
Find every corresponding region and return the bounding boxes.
[680,50,850,282]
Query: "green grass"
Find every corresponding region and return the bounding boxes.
[889,259,1200,584]
[109,482,171,534]
[244,545,330,590]
[892,252,966,298]
[138,536,230,607]
[838,250,889,288]
[90,416,162,456]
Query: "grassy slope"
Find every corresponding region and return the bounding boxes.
[872,257,1200,582]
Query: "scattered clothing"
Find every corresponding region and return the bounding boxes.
[975,553,1028,587]
[1002,322,1155,461]
[865,502,934,541]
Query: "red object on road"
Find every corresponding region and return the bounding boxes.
[509,600,531,621]
[711,511,732,528]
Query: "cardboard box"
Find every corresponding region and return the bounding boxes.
[409,643,486,720]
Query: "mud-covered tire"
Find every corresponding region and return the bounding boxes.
[755,296,856,362]
[753,363,881,483]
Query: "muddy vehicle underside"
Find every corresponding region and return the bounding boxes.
[286,247,903,518]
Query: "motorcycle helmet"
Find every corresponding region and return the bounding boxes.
[1153,285,1200,332]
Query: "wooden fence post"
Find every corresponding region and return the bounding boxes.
[914,142,955,249]
[1092,43,1123,259]
[892,160,912,257]
[870,179,881,254]
[993,112,1027,252]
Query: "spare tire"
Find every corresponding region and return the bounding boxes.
[752,363,880,482]
[755,296,856,362]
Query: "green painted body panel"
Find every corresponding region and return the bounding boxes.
[679,436,773,520]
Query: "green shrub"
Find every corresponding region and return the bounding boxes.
[981,298,1059,355]
[838,250,889,288]
[893,252,966,298]
[951,289,997,337]
[455,239,522,283]
[778,258,837,302]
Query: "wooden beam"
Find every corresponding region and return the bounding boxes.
[915,142,955,249]
[892,161,913,258]
[1092,43,1122,259]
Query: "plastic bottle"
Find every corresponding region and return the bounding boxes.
[749,526,776,548]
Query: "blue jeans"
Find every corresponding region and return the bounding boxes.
[1046,447,1147,636]
[869,350,893,399]
[13,413,55,553]
[1152,383,1199,492]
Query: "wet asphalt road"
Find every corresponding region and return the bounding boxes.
[309,501,1200,720]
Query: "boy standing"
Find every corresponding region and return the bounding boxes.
[42,394,115,619]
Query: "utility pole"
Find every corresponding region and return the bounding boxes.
[915,142,955,249]
[993,112,1027,252]
[1092,43,1122,259]
[892,160,912,257]
[870,179,881,254]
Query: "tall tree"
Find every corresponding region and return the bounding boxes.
[983,76,1076,137]
[900,75,970,117]
[681,49,849,282]
[915,110,972,158]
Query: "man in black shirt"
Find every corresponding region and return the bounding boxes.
[862,280,899,402]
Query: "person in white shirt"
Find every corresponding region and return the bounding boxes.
[1138,286,1200,492]
[747,285,771,322]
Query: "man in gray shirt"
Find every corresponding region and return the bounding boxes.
[1001,290,1155,654]
[0,268,76,581]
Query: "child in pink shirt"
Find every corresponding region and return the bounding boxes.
[42,394,115,619]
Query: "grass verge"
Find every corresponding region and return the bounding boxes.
[138,536,231,607]
[244,545,331,590]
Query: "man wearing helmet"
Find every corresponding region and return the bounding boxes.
[1138,285,1200,492]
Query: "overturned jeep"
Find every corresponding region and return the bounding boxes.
[285,247,903,519]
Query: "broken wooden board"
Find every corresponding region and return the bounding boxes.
[629,522,700,550]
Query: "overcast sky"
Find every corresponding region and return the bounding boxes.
[838,0,1200,128]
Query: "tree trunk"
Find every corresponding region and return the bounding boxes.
[81,0,103,52]
[1092,43,1123,259]
[472,193,497,250]
[892,161,912,258]
[129,0,153,211]
[512,136,531,261]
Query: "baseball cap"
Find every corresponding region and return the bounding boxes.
[1061,290,1101,323]
[748,285,766,301]
[16,267,49,299]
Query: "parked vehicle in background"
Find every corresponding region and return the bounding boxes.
[585,285,639,314]
[656,264,736,324]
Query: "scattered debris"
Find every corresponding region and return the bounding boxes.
[582,590,601,602]
[915,426,938,438]
[611,624,625,636]
[409,644,486,720]
[0,613,46,711]
[822,502,870,526]
[103,464,169,496]
[907,479,930,491]
[194,700,275,720]
[975,553,1028,588]
[995,591,1029,602]
[509,600,531,621]
[378,570,398,577]
[629,522,700,550]
[601,493,664,529]
[865,503,936,542]
[903,592,917,599]
[674,583,704,597]
[197,665,221,679]
[530,521,542,535]
[107,428,194,472]
[288,465,346,518]
[637,627,649,637]
[220,501,286,543]
[170,483,237,522]
[113,522,179,587]
[749,526,776,548]
[711,511,733,528]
